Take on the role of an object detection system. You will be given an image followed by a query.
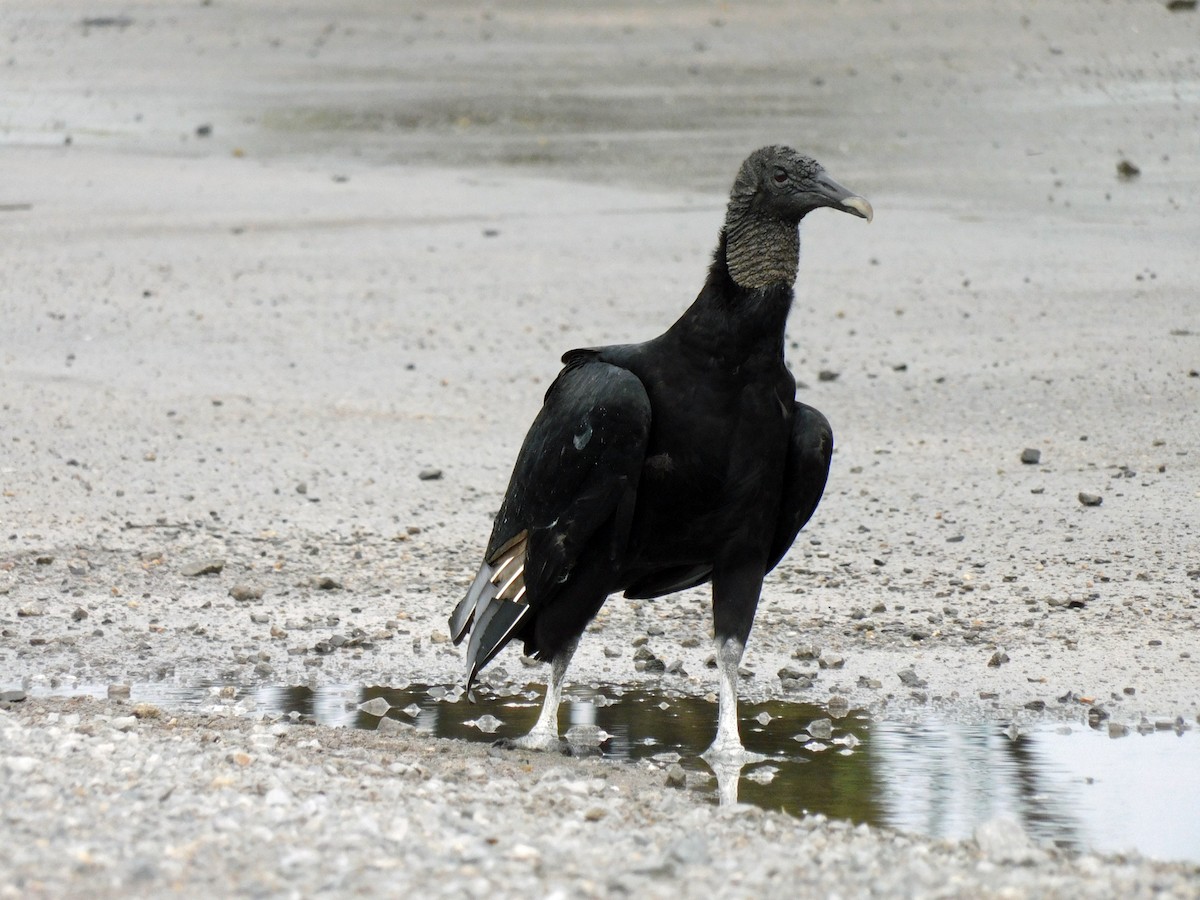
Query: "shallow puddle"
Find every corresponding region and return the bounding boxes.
[17,680,1200,863]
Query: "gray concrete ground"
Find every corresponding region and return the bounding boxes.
[2,1,1199,896]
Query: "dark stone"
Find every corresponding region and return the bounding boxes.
[1020,448,1041,465]
[1116,159,1140,180]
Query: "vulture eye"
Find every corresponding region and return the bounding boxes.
[772,169,789,184]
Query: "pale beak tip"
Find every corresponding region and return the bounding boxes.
[842,196,874,223]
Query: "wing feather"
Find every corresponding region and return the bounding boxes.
[449,359,651,686]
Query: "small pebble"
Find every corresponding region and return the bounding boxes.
[1078,492,1103,507]
[818,651,845,669]
[358,697,392,717]
[1116,159,1140,180]
[181,558,225,577]
[807,718,833,740]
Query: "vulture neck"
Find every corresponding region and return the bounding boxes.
[669,220,799,368]
[724,209,799,290]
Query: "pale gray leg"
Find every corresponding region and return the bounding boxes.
[510,637,579,751]
[703,637,764,765]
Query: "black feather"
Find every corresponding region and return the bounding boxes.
[449,146,869,715]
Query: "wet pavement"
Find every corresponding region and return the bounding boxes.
[13,679,1198,864]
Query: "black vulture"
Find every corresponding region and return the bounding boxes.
[449,146,872,758]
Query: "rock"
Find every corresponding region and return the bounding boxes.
[5,756,40,776]
[229,584,263,602]
[807,718,833,740]
[897,669,927,688]
[1078,492,1103,507]
[1108,722,1130,738]
[818,650,845,669]
[566,724,611,747]
[777,665,812,681]
[793,643,820,660]
[108,684,132,699]
[358,697,392,717]
[375,716,412,734]
[1167,0,1198,10]
[974,816,1046,864]
[418,468,443,481]
[664,764,687,788]
[987,648,1010,667]
[0,690,28,704]
[110,716,138,732]
[1020,448,1041,464]
[1116,159,1140,180]
[781,676,814,692]
[311,575,343,590]
[71,606,89,621]
[827,696,850,718]
[817,369,840,382]
[249,613,269,625]
[181,558,225,577]
[467,714,502,734]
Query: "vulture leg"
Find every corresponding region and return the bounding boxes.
[507,636,579,752]
[708,635,748,759]
[704,562,767,762]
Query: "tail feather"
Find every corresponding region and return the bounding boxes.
[450,533,531,689]
[449,563,494,643]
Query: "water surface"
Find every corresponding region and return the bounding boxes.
[17,679,1199,863]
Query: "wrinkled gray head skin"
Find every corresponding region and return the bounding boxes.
[724,145,872,290]
[728,145,872,225]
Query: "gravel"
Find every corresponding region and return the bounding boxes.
[3,0,1199,895]
[4,696,1198,899]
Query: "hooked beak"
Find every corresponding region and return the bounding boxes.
[812,170,874,223]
